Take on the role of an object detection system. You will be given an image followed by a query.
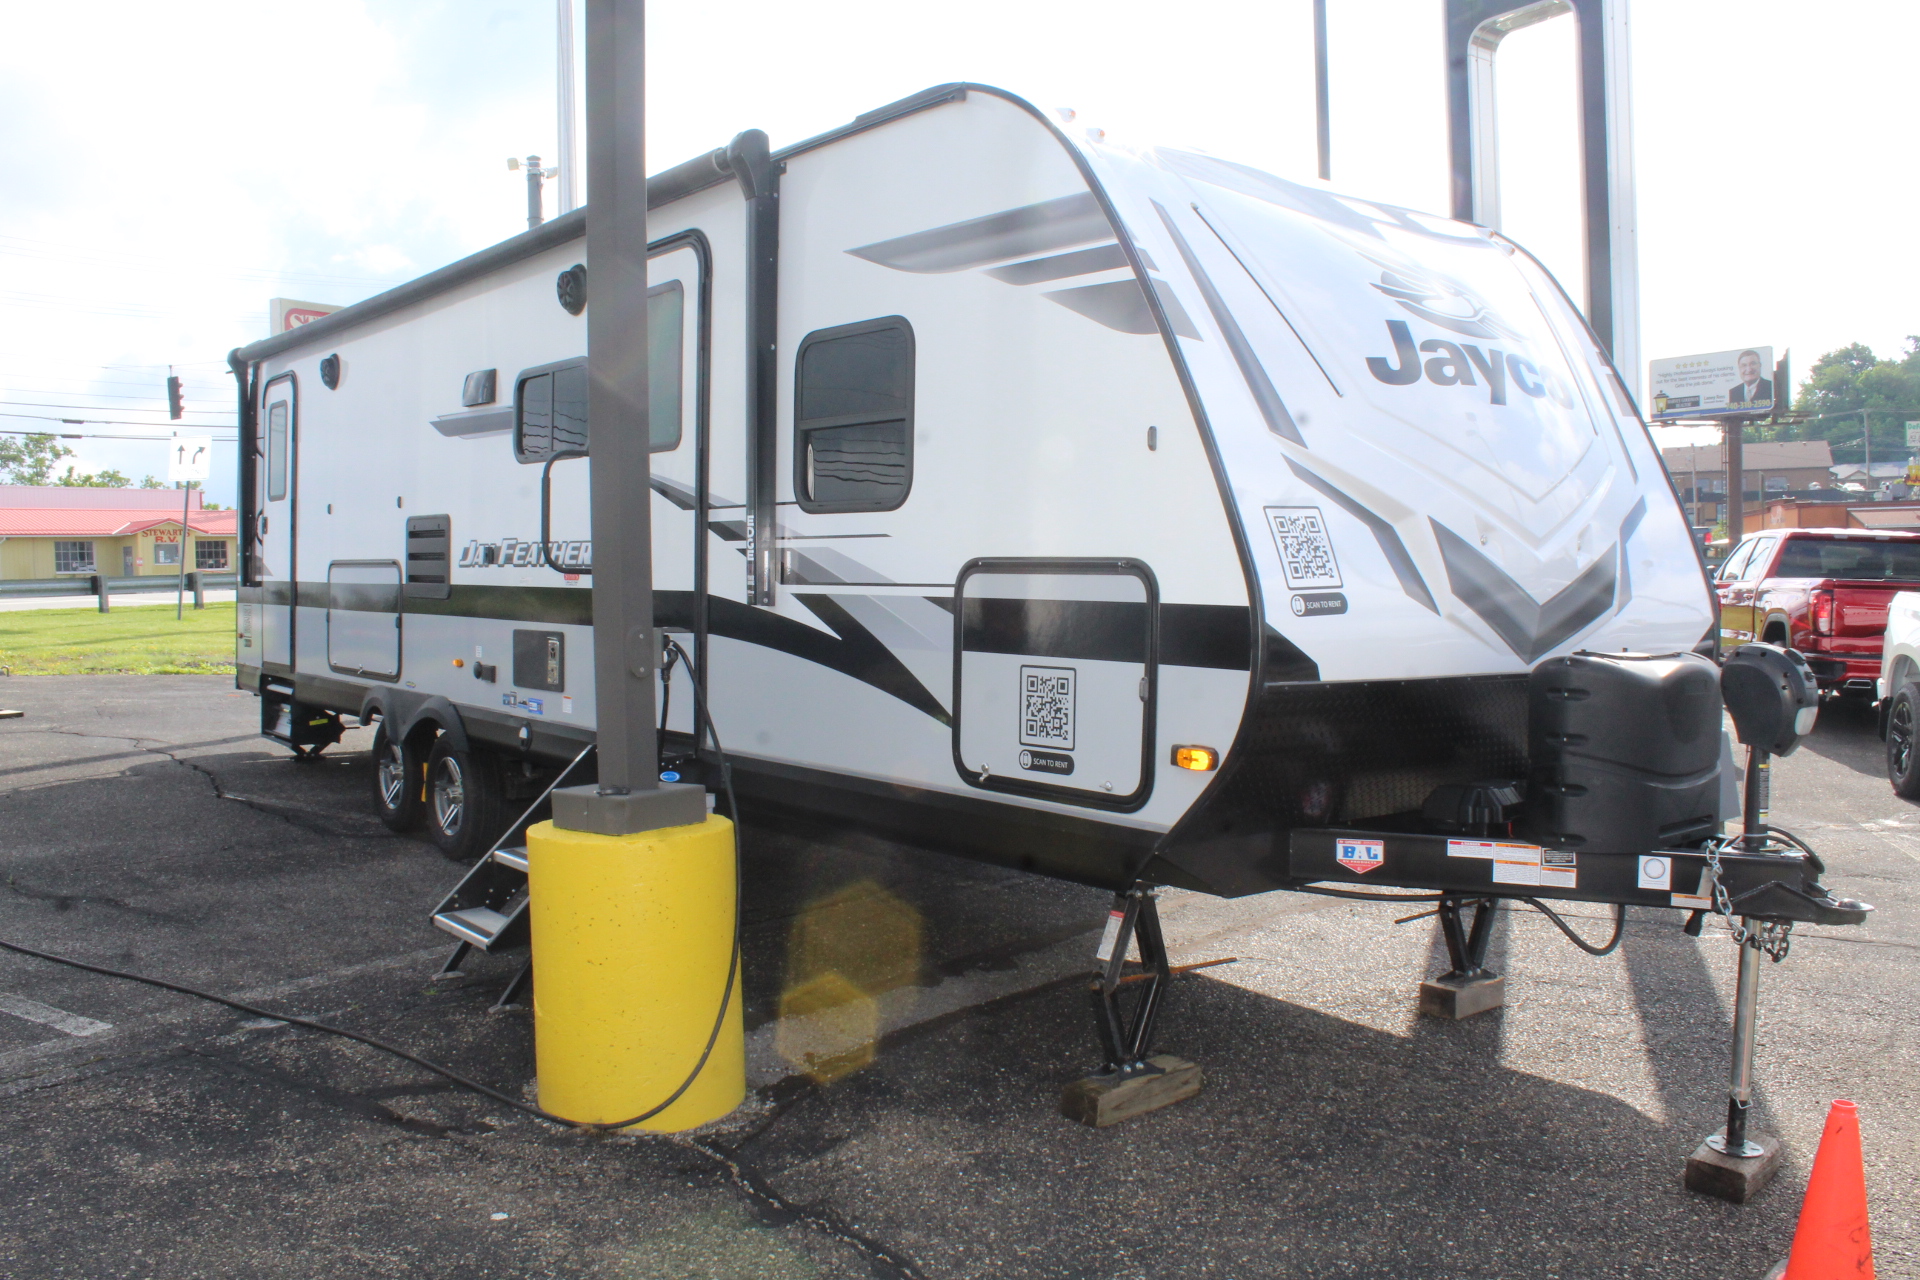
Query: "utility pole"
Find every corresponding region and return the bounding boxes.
[557,0,579,213]
[1864,407,1873,493]
[168,368,187,621]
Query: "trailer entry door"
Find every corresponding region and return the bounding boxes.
[954,559,1157,811]
[258,374,296,669]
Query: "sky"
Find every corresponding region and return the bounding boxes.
[2,0,1914,505]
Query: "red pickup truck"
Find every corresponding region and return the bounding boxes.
[1714,527,1920,695]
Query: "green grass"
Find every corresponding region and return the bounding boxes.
[0,601,237,675]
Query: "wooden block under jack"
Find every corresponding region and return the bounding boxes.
[1419,974,1505,1020]
[1684,1130,1783,1203]
[1061,1055,1203,1128]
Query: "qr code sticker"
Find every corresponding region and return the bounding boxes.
[1019,665,1075,750]
[1265,506,1343,589]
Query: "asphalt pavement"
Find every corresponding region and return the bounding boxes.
[0,676,1912,1279]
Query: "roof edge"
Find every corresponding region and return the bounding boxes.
[229,82,981,371]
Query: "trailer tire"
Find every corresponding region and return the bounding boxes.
[1887,684,1920,799]
[371,721,426,833]
[425,738,506,862]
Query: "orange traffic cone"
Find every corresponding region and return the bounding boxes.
[1782,1100,1874,1279]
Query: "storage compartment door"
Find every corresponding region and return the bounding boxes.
[326,561,401,681]
[954,561,1156,810]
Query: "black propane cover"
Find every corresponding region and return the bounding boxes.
[1720,643,1819,756]
[1518,651,1724,853]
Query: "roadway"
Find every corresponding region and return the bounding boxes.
[0,676,1912,1278]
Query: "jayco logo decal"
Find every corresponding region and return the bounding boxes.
[1366,319,1573,409]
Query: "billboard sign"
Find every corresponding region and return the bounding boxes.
[1648,347,1775,420]
[269,297,341,333]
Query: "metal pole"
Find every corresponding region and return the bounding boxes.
[526,154,545,230]
[1864,407,1872,491]
[1726,417,1744,547]
[557,0,579,213]
[1313,0,1331,181]
[548,0,701,837]
[176,480,189,619]
[1711,934,1766,1158]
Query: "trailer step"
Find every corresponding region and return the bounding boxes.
[434,906,515,947]
[428,745,595,983]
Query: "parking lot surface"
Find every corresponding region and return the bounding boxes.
[0,676,1913,1278]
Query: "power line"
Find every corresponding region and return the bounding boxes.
[0,401,234,419]
[0,411,236,432]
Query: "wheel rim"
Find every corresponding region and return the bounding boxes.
[432,756,466,834]
[377,740,408,809]
[1893,701,1914,777]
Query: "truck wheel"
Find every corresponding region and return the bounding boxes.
[425,738,506,862]
[371,722,425,833]
[1887,685,1920,798]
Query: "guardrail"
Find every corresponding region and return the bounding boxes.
[0,572,238,610]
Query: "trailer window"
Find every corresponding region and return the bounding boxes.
[793,316,914,513]
[513,282,684,463]
[1776,537,1920,581]
[266,400,288,501]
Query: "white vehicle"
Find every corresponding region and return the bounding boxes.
[229,82,1722,890]
[1879,590,1920,794]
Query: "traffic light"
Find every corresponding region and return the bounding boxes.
[166,375,183,421]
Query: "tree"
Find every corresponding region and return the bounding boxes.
[1757,339,1920,465]
[0,433,75,485]
[138,475,166,489]
[55,465,133,488]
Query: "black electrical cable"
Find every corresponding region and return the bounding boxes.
[1295,883,1449,905]
[1518,897,1627,957]
[0,642,746,1135]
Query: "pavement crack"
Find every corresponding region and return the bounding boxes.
[681,1136,928,1280]
[38,727,387,838]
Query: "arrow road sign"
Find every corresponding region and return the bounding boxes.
[166,436,212,483]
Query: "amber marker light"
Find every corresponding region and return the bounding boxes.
[452,658,465,668]
[1171,745,1218,771]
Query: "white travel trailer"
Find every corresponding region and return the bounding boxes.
[228,83,1863,989]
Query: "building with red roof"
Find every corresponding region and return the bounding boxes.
[0,486,237,580]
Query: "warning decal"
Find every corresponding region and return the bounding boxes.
[1336,838,1385,874]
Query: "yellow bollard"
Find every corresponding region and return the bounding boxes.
[526,813,743,1131]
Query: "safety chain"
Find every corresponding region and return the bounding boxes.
[1702,837,1794,962]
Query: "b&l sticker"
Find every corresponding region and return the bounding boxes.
[1336,838,1385,874]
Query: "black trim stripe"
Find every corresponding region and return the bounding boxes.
[963,597,1146,664]
[960,598,1250,670]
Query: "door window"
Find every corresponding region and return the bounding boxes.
[266,400,289,500]
[1715,542,1753,582]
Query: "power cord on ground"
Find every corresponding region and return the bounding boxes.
[1,638,743,1135]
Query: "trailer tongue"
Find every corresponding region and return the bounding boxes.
[1079,641,1867,1202]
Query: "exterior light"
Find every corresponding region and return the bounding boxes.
[1171,745,1219,771]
